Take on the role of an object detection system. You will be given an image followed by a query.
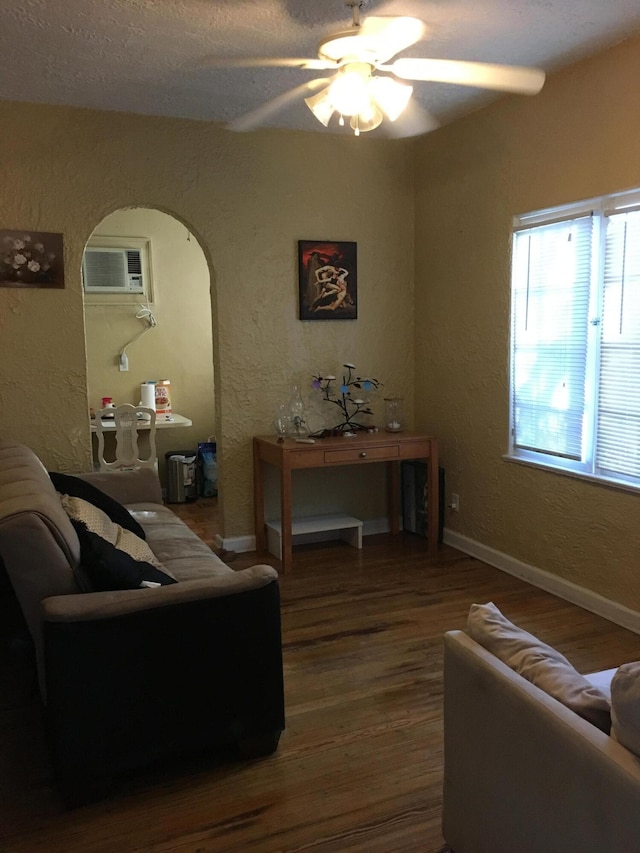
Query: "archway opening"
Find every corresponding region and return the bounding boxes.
[82,206,218,533]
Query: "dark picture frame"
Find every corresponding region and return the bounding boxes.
[0,229,65,289]
[298,239,357,320]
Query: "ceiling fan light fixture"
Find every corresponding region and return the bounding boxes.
[304,86,335,127]
[328,62,371,116]
[349,102,383,135]
[369,76,413,122]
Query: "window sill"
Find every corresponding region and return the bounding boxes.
[502,453,640,496]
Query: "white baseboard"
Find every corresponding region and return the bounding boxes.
[444,528,640,635]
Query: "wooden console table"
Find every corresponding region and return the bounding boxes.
[253,432,439,572]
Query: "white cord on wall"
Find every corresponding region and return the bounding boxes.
[119,303,157,371]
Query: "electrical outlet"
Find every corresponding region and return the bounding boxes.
[451,493,460,512]
[119,353,129,372]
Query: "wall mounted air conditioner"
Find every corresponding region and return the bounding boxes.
[82,237,151,297]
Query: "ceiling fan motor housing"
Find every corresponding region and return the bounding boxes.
[318,31,380,65]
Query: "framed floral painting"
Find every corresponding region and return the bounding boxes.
[0,229,65,289]
[298,239,357,320]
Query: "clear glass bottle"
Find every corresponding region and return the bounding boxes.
[384,396,404,432]
[274,403,290,440]
[286,385,309,436]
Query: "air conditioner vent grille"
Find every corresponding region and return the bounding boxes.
[125,250,142,275]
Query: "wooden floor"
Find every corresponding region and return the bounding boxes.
[2,501,640,852]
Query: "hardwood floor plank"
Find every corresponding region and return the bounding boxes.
[2,519,640,852]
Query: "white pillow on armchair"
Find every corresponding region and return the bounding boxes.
[467,601,611,732]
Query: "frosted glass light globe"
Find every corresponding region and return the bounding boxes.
[329,63,371,116]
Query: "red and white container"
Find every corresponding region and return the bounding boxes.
[155,380,172,420]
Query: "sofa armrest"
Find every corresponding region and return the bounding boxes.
[42,572,285,804]
[41,564,278,622]
[443,630,640,853]
[76,467,163,505]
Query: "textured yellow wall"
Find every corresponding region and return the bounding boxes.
[6,33,637,606]
[414,35,640,608]
[84,206,215,479]
[0,102,414,536]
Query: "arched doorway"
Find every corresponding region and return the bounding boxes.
[82,206,218,528]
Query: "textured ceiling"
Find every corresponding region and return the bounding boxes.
[2,0,640,136]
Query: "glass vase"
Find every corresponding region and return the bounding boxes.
[286,385,309,436]
[384,396,404,432]
[274,403,290,440]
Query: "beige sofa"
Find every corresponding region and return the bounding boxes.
[0,439,285,805]
[443,620,640,853]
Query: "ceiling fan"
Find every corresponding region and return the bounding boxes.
[199,0,546,138]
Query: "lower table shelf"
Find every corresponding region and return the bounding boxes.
[265,514,363,560]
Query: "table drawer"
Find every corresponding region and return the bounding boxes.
[289,449,325,467]
[324,444,399,464]
[398,439,430,459]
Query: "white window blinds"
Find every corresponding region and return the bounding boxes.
[511,216,594,460]
[597,209,640,480]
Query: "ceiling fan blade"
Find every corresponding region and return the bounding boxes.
[387,58,545,94]
[382,99,439,139]
[359,17,427,63]
[195,56,335,71]
[227,77,333,132]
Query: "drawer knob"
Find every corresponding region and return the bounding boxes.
[359,451,367,458]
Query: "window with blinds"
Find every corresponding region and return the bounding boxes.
[509,190,640,491]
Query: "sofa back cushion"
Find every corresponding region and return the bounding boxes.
[0,440,84,697]
[467,602,611,732]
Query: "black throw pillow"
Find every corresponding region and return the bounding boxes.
[71,521,176,592]
[60,495,177,592]
[49,471,146,540]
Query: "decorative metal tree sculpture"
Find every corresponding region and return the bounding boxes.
[312,363,382,434]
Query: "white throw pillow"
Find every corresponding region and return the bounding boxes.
[611,661,640,756]
[467,602,611,732]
